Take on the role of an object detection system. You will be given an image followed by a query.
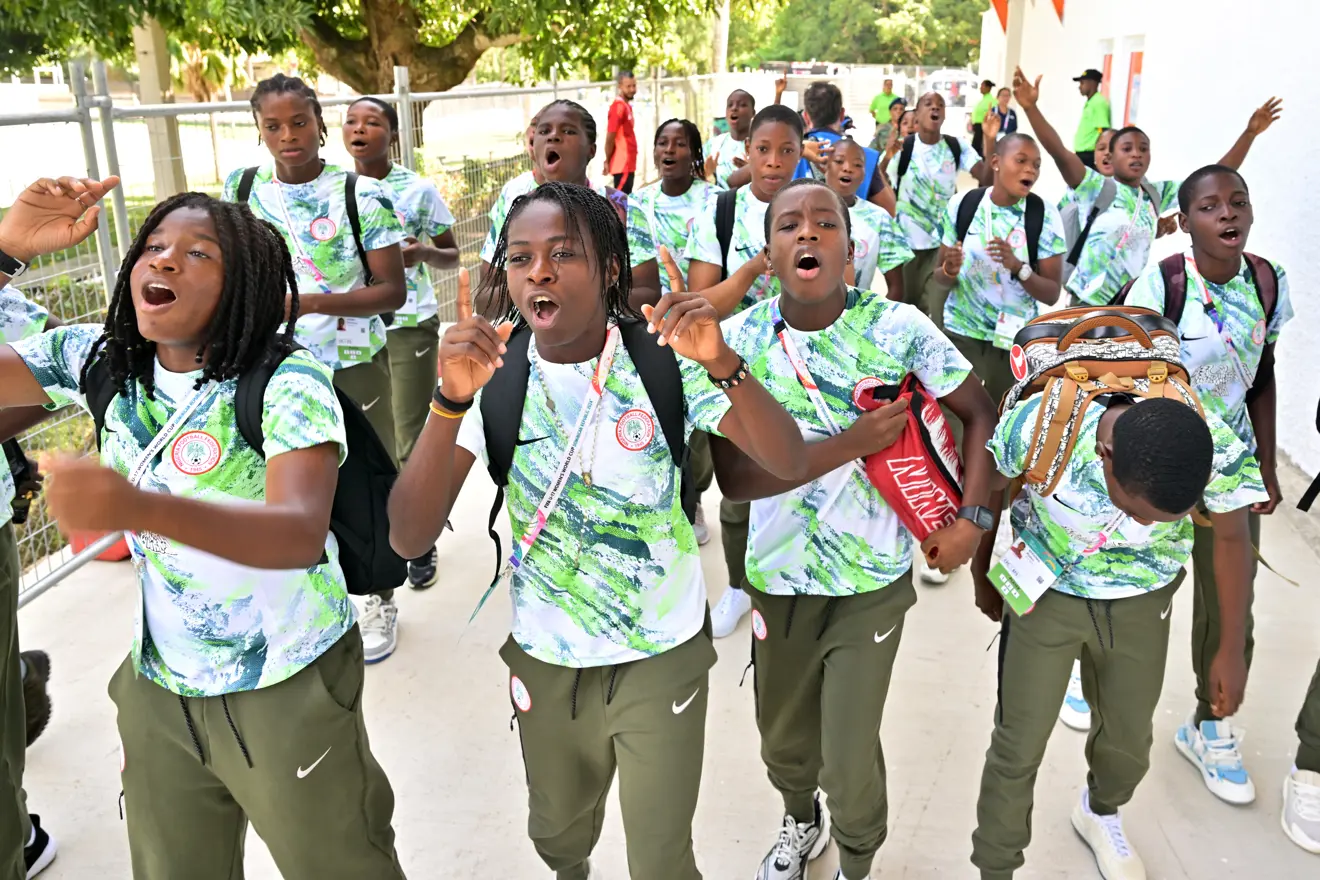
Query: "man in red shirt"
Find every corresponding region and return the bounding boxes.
[605,71,638,193]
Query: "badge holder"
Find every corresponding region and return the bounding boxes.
[993,309,1028,351]
[336,318,372,364]
[988,529,1064,616]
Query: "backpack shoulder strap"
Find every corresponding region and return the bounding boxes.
[895,134,916,195]
[715,188,738,282]
[234,348,300,457]
[479,327,532,579]
[1024,193,1044,271]
[81,356,117,452]
[1139,179,1162,213]
[1158,253,1188,325]
[1067,178,1116,266]
[954,188,987,244]
[343,172,373,285]
[943,134,962,170]
[236,166,258,204]
[1242,253,1278,325]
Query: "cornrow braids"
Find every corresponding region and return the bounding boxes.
[655,118,707,182]
[476,182,640,329]
[80,193,300,400]
[250,73,327,146]
[538,99,598,145]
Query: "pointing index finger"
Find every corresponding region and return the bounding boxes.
[456,268,472,321]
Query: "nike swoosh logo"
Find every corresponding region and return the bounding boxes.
[361,397,380,411]
[672,689,699,714]
[296,746,332,779]
[1160,601,1172,620]
[414,347,431,358]
[1181,336,1208,342]
[516,436,548,446]
[874,625,897,644]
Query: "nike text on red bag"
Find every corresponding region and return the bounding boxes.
[859,375,963,542]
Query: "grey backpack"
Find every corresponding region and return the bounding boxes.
[1060,177,1161,284]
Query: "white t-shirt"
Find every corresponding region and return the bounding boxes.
[685,186,776,315]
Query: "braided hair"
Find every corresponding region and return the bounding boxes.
[537,99,598,145]
[476,182,639,329]
[250,73,327,146]
[655,119,707,182]
[80,193,299,400]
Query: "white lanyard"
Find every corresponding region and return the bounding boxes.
[768,297,868,485]
[273,182,333,293]
[127,381,218,487]
[1183,253,1255,389]
[507,326,621,574]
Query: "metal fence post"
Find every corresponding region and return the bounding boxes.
[394,66,416,171]
[69,61,118,299]
[92,61,130,266]
[551,69,559,101]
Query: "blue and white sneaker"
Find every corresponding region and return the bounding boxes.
[1058,659,1091,731]
[1174,713,1256,804]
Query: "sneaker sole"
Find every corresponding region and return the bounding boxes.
[363,644,397,664]
[1058,706,1092,732]
[26,833,57,878]
[1281,779,1320,854]
[1069,807,1140,880]
[1173,730,1256,805]
[408,571,439,590]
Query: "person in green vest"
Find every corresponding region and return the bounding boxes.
[970,79,996,158]
[1073,68,1112,169]
[868,78,898,124]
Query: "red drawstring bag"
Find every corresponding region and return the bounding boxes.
[856,374,963,543]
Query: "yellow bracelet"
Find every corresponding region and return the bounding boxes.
[429,401,465,419]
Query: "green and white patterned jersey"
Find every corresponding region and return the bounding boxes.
[457,333,731,668]
[721,291,972,596]
[686,186,777,314]
[0,285,50,521]
[1066,167,1179,305]
[706,132,747,189]
[223,163,405,371]
[634,180,716,294]
[480,175,658,268]
[990,396,1267,601]
[939,191,1068,342]
[849,199,914,291]
[11,324,353,697]
[380,164,455,328]
[895,135,977,250]
[1123,255,1293,453]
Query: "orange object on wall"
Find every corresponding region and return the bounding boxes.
[992,0,1009,30]
[1124,52,1144,125]
[1102,54,1113,99]
[69,532,131,562]
[1053,0,1066,21]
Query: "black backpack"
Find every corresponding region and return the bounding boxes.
[894,134,962,199]
[479,320,695,578]
[953,186,1046,271]
[236,167,394,327]
[1303,400,1320,513]
[714,188,739,282]
[82,349,406,596]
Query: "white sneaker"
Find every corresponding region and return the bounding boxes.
[359,594,399,664]
[693,504,711,546]
[1059,659,1092,731]
[1174,713,1256,804]
[1282,769,1320,854]
[584,860,604,879]
[918,556,949,585]
[711,586,752,639]
[1070,788,1145,880]
[754,794,829,880]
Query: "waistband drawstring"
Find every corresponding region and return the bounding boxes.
[178,694,205,764]
[221,694,253,768]
[1085,599,1117,652]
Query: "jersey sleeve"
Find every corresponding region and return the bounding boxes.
[261,350,348,464]
[480,193,507,263]
[1120,262,1168,314]
[353,177,406,251]
[679,355,731,436]
[424,184,456,236]
[0,286,50,343]
[1155,180,1181,214]
[1071,167,1107,217]
[1038,202,1069,259]
[940,191,964,247]
[957,138,979,172]
[685,201,723,268]
[7,323,103,412]
[988,396,1041,479]
[1266,261,1294,344]
[1202,411,1268,514]
[873,213,916,275]
[221,167,244,203]
[456,389,489,464]
[888,303,972,397]
[623,195,658,267]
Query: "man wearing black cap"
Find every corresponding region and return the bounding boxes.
[1073,68,1111,169]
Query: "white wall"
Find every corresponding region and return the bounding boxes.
[981,0,1320,475]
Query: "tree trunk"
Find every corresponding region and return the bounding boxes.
[713,0,731,74]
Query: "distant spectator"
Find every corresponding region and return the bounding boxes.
[970,79,996,157]
[870,96,907,153]
[993,87,1018,137]
[1073,68,1112,169]
[605,71,638,193]
[869,78,899,122]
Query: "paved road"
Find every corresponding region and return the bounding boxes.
[18,473,1320,878]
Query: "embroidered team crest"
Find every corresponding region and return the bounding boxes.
[171,431,222,475]
[309,217,337,241]
[616,409,655,451]
[1008,228,1027,249]
[1251,319,1267,346]
[852,377,883,409]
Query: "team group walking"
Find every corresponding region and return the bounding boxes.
[0,62,1316,880]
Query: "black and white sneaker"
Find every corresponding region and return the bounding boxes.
[24,814,57,878]
[407,547,438,589]
[754,794,829,880]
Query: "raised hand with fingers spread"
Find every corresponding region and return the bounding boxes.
[0,175,121,267]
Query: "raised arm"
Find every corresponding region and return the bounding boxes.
[683,250,767,319]
[1013,68,1088,190]
[1219,97,1282,170]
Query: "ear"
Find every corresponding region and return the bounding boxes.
[847,236,856,265]
[608,254,621,289]
[762,247,775,278]
[588,142,598,161]
[1177,211,1190,234]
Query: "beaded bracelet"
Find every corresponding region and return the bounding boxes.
[708,356,750,390]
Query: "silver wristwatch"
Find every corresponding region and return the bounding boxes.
[1016,263,1034,283]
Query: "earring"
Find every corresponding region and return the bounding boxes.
[194,352,204,364]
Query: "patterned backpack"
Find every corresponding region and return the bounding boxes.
[999,305,1204,495]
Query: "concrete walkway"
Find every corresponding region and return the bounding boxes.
[17,471,1320,879]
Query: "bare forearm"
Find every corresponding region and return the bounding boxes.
[300,283,406,318]
[690,260,761,318]
[1219,130,1258,170]
[726,165,751,189]
[708,350,808,481]
[971,489,1006,581]
[716,432,859,502]
[423,246,460,270]
[1211,523,1252,652]
[133,494,331,569]
[883,267,904,302]
[1246,379,1276,472]
[1021,105,1085,188]
[389,413,466,558]
[1021,269,1061,305]
[630,261,662,310]
[948,385,1000,509]
[0,405,55,442]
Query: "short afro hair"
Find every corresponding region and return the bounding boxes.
[1110,399,1214,516]
[749,104,805,140]
[1178,164,1249,213]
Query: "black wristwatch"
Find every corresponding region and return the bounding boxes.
[957,505,995,531]
[0,247,28,280]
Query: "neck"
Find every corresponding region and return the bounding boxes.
[918,128,941,144]
[1115,173,1143,188]
[356,155,392,180]
[156,343,202,374]
[780,286,848,332]
[275,157,323,185]
[749,182,774,203]
[839,192,858,207]
[1192,245,1243,285]
[536,318,609,364]
[989,185,1018,207]
[1097,400,1131,443]
[660,176,694,197]
[731,123,750,141]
